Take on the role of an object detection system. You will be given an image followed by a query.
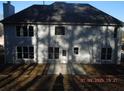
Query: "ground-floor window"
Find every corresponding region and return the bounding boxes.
[48,47,53,59]
[16,46,34,59]
[48,47,59,59]
[62,50,66,56]
[101,47,112,60]
[74,47,79,54]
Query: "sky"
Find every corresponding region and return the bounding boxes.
[0,1,124,22]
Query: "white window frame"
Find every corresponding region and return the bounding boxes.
[101,47,112,61]
[15,25,34,37]
[73,47,79,55]
[62,49,66,56]
[16,46,34,59]
[48,47,59,59]
[55,26,65,35]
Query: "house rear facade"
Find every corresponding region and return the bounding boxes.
[1,2,123,64]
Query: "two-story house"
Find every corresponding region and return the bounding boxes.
[1,2,123,64]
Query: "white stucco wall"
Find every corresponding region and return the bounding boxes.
[4,23,122,64]
[36,24,120,64]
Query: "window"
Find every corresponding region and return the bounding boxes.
[16,26,34,37]
[74,47,79,54]
[48,47,59,59]
[16,26,21,36]
[23,26,28,36]
[29,26,34,36]
[54,47,59,59]
[17,47,22,58]
[29,47,34,59]
[101,47,112,60]
[55,26,65,35]
[62,50,66,56]
[121,44,124,51]
[16,46,34,59]
[23,47,28,58]
[48,47,53,59]
[101,48,106,59]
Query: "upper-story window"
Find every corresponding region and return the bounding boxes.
[23,26,28,36]
[16,26,21,36]
[29,26,34,36]
[55,26,65,35]
[16,26,34,37]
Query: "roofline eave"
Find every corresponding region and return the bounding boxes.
[1,21,123,27]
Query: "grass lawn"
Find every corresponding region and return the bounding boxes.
[0,63,123,91]
[0,47,124,91]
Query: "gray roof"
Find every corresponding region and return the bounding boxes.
[1,2,123,26]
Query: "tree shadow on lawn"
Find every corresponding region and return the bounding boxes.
[91,64,124,75]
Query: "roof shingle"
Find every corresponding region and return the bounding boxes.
[1,2,123,26]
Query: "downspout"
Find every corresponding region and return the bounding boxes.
[99,15,110,64]
[93,12,111,64]
[102,15,120,64]
[113,26,120,64]
[36,24,38,63]
[47,15,51,63]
